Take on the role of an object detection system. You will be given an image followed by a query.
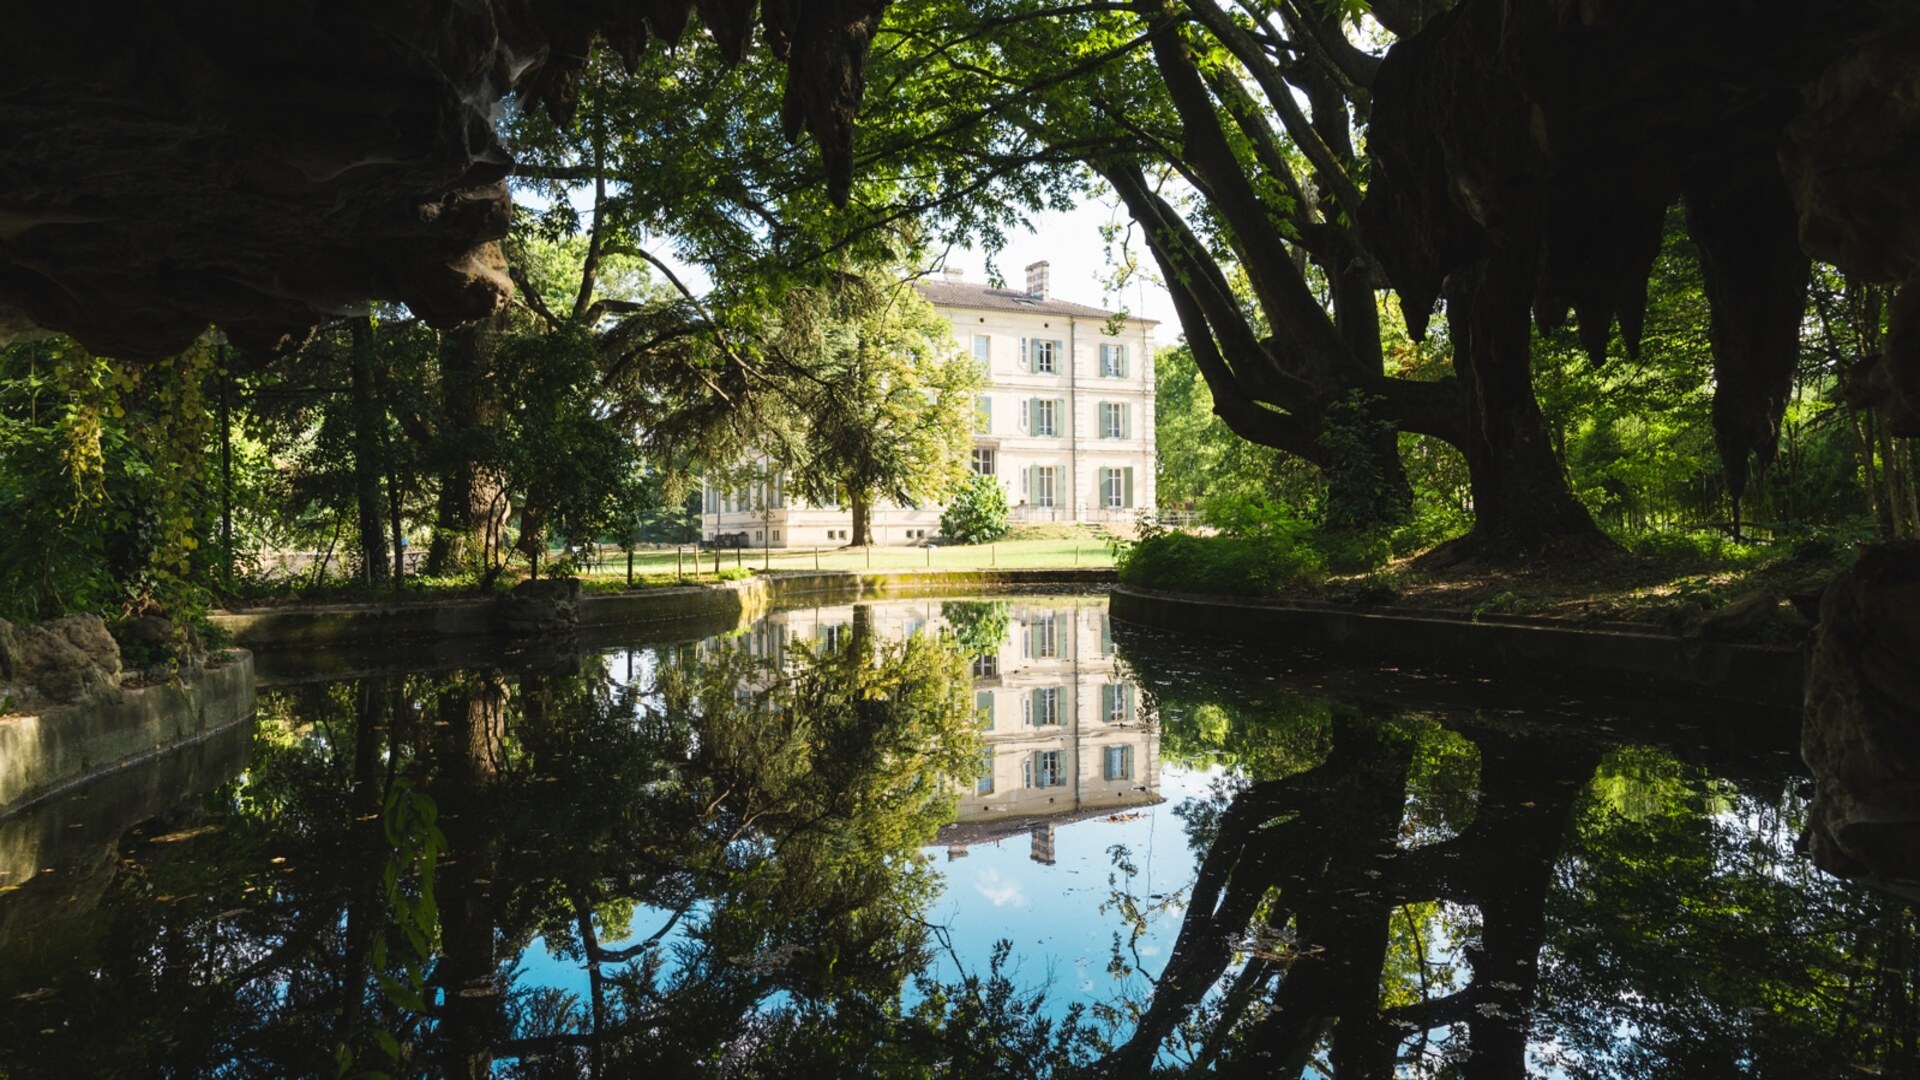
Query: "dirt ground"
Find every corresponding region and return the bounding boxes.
[1290,540,1852,644]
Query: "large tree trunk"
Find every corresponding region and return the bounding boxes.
[348,317,389,586]
[427,323,509,576]
[1436,258,1612,561]
[432,674,507,1080]
[849,493,872,546]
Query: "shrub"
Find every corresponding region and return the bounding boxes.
[940,472,1009,544]
[1116,529,1324,597]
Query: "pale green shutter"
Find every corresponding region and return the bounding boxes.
[1122,403,1132,439]
[1119,344,1129,378]
[1124,467,1134,508]
[1124,685,1137,723]
[1054,398,1065,437]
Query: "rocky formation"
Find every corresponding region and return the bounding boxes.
[0,0,886,360]
[1363,1,1920,888]
[1803,543,1920,896]
[0,615,122,711]
[495,576,583,636]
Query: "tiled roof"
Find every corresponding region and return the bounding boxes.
[915,279,1156,323]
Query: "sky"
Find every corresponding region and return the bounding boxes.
[646,195,1183,336]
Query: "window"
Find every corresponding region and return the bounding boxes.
[973,334,991,369]
[976,749,995,795]
[975,689,995,729]
[1027,615,1061,659]
[1099,402,1131,439]
[1032,466,1057,509]
[822,624,846,650]
[1099,467,1134,510]
[1024,338,1059,374]
[1099,342,1129,377]
[1102,682,1135,724]
[1030,398,1058,437]
[975,394,992,433]
[1030,687,1061,725]
[1031,749,1065,788]
[972,653,999,678]
[971,447,997,476]
[1103,744,1134,781]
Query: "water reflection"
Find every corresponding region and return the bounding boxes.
[0,596,1912,1078]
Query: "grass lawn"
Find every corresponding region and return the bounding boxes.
[576,536,1116,579]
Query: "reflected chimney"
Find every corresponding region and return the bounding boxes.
[1025,260,1050,300]
[1029,823,1056,865]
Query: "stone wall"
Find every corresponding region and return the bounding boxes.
[0,654,255,816]
[1111,586,1803,708]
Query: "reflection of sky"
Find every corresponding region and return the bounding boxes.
[508,764,1219,1026]
[916,764,1220,1017]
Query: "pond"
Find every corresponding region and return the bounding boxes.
[0,594,1913,1078]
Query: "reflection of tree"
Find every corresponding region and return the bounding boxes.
[1092,646,1919,1079]
[941,599,1012,659]
[1537,746,1920,1079]
[0,627,984,1078]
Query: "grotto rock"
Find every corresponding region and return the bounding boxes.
[0,616,122,710]
[495,576,583,637]
[0,0,886,360]
[1802,542,1920,895]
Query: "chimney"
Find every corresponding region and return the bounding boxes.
[1024,260,1050,300]
[942,265,964,284]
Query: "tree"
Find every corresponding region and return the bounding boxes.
[940,471,1010,544]
[775,273,982,546]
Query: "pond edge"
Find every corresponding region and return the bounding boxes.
[1109,584,1804,707]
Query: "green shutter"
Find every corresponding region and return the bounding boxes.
[1124,467,1134,508]
[1054,398,1065,437]
[1119,345,1129,378]
[1124,685,1137,723]
[1122,403,1132,439]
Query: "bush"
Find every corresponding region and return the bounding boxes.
[1116,529,1324,597]
[940,472,1009,544]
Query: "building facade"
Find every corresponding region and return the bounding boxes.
[702,261,1158,547]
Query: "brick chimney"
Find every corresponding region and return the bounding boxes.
[1024,260,1050,299]
[942,264,964,283]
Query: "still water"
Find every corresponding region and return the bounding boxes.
[0,594,1913,1078]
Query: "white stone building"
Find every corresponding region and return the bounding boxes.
[701,261,1158,547]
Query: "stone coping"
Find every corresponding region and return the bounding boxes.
[0,652,256,818]
[212,569,1116,680]
[1109,585,1804,708]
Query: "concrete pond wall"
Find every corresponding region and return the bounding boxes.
[213,568,1117,684]
[0,652,256,818]
[1110,585,1805,708]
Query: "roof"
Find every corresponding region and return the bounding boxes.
[915,278,1157,324]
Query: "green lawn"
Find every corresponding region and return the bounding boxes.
[575,537,1116,578]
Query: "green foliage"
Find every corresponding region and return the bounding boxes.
[1116,523,1325,597]
[0,338,222,624]
[939,599,1011,657]
[939,471,1010,544]
[775,273,984,525]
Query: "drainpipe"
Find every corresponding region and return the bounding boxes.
[1068,316,1078,523]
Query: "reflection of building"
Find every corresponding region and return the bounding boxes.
[943,601,1161,860]
[699,262,1158,547]
[718,598,1162,862]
